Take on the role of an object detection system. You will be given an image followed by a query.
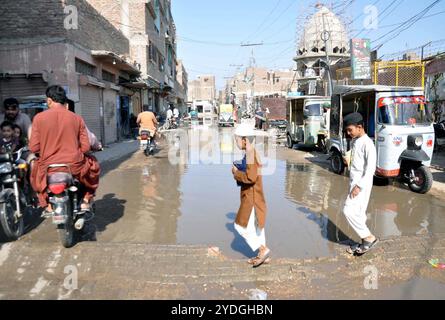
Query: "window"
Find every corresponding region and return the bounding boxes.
[102,70,115,83]
[75,59,95,76]
[154,0,161,34]
[149,41,158,64]
[159,54,165,72]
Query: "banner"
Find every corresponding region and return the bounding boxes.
[351,38,372,80]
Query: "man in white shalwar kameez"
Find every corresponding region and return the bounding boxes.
[342,113,379,255]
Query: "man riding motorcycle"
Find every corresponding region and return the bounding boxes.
[136,105,158,145]
[29,85,100,215]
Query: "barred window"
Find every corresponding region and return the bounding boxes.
[102,70,115,83]
[75,59,95,76]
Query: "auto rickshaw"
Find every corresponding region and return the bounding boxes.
[286,95,331,151]
[17,95,48,120]
[218,104,234,127]
[328,85,435,194]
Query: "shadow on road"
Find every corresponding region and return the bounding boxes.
[433,171,445,183]
[225,212,255,258]
[79,193,126,242]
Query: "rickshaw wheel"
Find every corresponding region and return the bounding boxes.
[408,165,433,194]
[286,135,295,149]
[330,151,345,175]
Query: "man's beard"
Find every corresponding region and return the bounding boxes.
[5,114,16,121]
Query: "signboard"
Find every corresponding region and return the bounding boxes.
[351,38,372,80]
[287,91,303,98]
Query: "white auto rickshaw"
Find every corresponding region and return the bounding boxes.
[286,96,331,151]
[328,85,435,194]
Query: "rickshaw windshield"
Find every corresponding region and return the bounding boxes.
[377,96,431,126]
[304,103,322,116]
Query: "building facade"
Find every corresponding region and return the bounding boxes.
[176,60,188,114]
[86,0,186,115]
[188,75,216,103]
[0,0,142,145]
[225,67,296,111]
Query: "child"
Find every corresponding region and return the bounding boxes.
[342,113,379,255]
[13,124,27,150]
[232,123,270,267]
[0,121,19,154]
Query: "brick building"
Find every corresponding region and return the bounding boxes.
[0,0,142,145]
[86,0,186,115]
[188,75,216,103]
[225,67,296,111]
[176,60,188,114]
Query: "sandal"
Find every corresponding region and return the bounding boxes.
[247,257,271,265]
[41,208,54,218]
[253,249,271,268]
[80,199,91,212]
[355,238,380,256]
[346,241,361,255]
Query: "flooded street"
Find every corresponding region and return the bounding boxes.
[89,127,445,259]
[2,126,445,300]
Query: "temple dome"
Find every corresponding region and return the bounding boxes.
[296,6,349,61]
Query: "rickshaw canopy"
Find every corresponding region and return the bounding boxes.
[333,85,424,97]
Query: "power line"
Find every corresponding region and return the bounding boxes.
[362,0,405,37]
[248,0,299,42]
[177,37,293,47]
[373,0,442,50]
[353,0,399,38]
[241,0,283,43]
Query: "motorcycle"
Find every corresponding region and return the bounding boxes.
[139,129,155,156]
[46,164,94,248]
[434,120,445,151]
[0,147,37,241]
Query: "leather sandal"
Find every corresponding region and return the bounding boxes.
[80,199,91,212]
[355,238,380,256]
[253,249,271,268]
[247,256,271,265]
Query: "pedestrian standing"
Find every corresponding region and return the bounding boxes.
[342,113,379,255]
[232,123,270,267]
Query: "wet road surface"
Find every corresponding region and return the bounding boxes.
[1,126,445,299]
[26,126,443,259]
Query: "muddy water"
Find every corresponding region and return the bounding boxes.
[95,127,445,259]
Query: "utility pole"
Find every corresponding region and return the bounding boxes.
[322,13,333,96]
[421,41,432,61]
[240,43,263,117]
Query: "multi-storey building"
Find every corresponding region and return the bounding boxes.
[188,75,216,103]
[0,0,142,145]
[87,0,186,114]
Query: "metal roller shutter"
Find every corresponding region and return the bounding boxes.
[79,85,102,143]
[0,76,48,102]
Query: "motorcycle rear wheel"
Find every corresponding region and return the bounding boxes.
[57,201,76,248]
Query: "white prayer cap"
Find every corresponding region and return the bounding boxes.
[234,123,256,137]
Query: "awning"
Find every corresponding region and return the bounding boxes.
[91,50,141,76]
[120,81,148,89]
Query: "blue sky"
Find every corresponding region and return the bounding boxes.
[172,0,444,89]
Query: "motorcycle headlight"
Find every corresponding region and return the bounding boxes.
[414,136,423,147]
[0,162,13,174]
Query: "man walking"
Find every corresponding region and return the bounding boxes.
[342,113,379,255]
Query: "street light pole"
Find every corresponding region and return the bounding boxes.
[322,13,333,96]
[240,43,263,117]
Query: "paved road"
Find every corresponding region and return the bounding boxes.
[1,129,445,299]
